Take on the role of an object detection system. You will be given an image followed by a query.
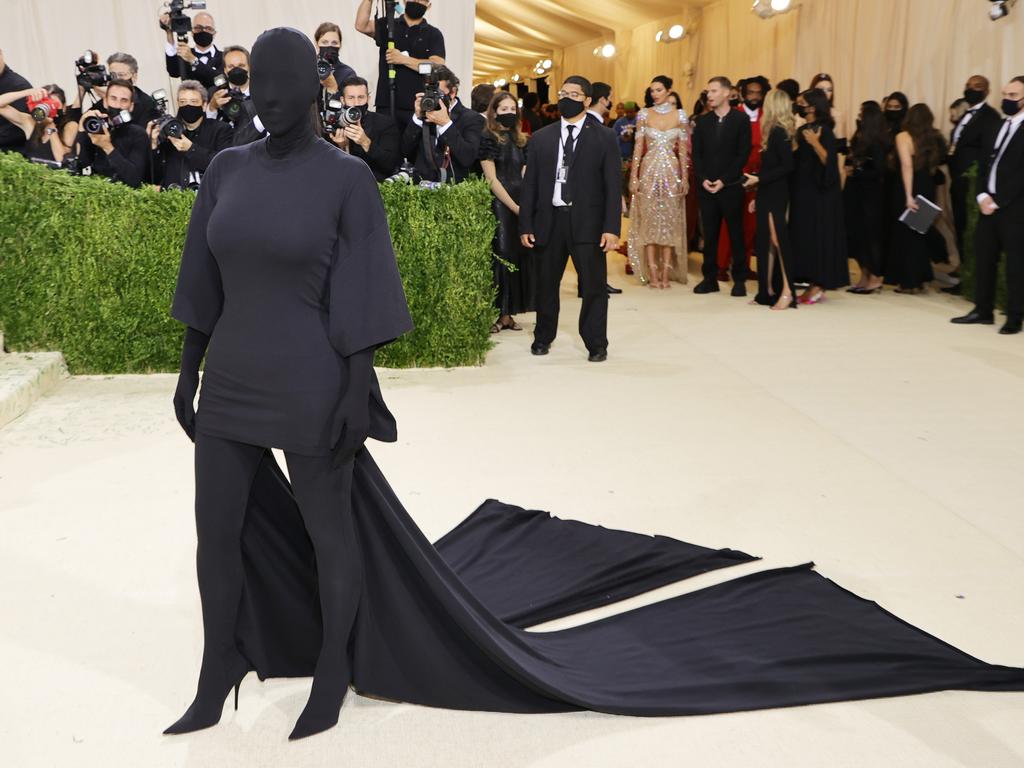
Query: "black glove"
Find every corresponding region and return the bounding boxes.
[173,326,210,442]
[329,348,374,468]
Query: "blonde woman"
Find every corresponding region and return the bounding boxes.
[745,89,797,309]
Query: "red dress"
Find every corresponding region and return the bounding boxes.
[716,105,762,272]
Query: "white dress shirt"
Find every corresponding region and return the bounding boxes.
[978,111,1024,207]
[411,96,458,137]
[741,104,761,123]
[952,102,984,147]
[553,116,585,207]
[165,41,218,67]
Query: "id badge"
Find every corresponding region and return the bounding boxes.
[556,164,569,184]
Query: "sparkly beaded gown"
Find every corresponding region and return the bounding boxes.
[627,106,690,284]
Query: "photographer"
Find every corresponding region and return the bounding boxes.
[208,46,251,123]
[355,0,446,134]
[74,79,149,188]
[402,66,483,184]
[0,85,73,164]
[0,47,32,151]
[315,22,357,100]
[160,7,224,88]
[328,77,400,182]
[95,53,159,126]
[148,79,232,190]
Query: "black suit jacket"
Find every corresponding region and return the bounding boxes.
[692,109,752,187]
[519,118,621,246]
[231,99,267,147]
[152,117,234,189]
[165,46,224,89]
[402,100,485,183]
[350,110,401,182]
[979,120,1024,209]
[951,103,1002,177]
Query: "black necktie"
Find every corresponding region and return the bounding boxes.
[562,124,576,203]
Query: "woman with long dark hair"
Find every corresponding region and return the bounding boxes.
[811,72,845,147]
[844,101,891,293]
[480,91,534,331]
[790,89,849,303]
[746,89,797,309]
[0,84,73,164]
[888,103,948,293]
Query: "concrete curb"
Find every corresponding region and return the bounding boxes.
[0,331,69,429]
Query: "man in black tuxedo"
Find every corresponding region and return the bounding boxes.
[952,76,1024,335]
[401,66,484,183]
[949,75,1003,256]
[331,77,401,181]
[159,9,224,88]
[691,76,752,296]
[520,76,622,363]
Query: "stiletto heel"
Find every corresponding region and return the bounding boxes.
[164,650,250,735]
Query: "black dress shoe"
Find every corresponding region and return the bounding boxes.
[999,319,1022,335]
[730,283,747,297]
[693,280,720,294]
[950,310,994,325]
[531,342,550,355]
[941,284,963,295]
[606,283,623,294]
[588,348,608,363]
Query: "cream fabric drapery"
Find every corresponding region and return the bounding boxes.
[0,0,475,108]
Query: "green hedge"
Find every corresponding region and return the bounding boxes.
[958,165,1007,309]
[0,151,496,372]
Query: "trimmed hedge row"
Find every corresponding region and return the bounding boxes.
[957,165,1007,309]
[0,151,496,373]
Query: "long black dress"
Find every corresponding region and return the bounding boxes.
[173,136,1024,722]
[480,131,535,316]
[790,123,849,289]
[886,136,947,290]
[843,139,888,277]
[753,125,795,304]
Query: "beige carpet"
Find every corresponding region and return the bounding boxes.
[2,257,1022,767]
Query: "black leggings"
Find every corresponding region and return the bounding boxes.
[194,432,361,694]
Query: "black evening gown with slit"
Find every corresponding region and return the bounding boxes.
[175,137,1024,722]
[753,126,795,304]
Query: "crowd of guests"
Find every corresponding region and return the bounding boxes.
[2,12,1022,341]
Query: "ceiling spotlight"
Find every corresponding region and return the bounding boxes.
[542,59,552,69]
[601,43,616,58]
[989,0,1016,19]
[771,0,791,10]
[493,78,507,87]
[512,74,521,82]
[669,24,685,39]
[752,0,794,17]
[655,30,664,42]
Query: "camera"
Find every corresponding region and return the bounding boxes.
[83,109,132,134]
[321,98,362,135]
[418,63,447,115]
[211,74,246,122]
[75,51,111,90]
[164,181,201,192]
[151,89,184,141]
[161,0,208,43]
[316,47,338,82]
[27,93,62,122]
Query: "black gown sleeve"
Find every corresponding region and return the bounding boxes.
[170,155,224,334]
[758,128,794,185]
[328,162,414,356]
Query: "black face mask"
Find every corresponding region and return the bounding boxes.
[227,67,249,86]
[558,97,585,119]
[496,113,518,130]
[1002,97,1023,117]
[885,109,906,127]
[177,104,204,124]
[963,88,986,106]
[729,98,741,108]
[405,1,428,20]
[251,27,320,158]
[318,46,339,64]
[105,104,125,120]
[793,104,807,117]
[193,31,214,48]
[355,104,370,120]
[743,98,761,110]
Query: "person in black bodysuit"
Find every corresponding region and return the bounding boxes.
[164,27,412,741]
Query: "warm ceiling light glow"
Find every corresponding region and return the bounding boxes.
[512,74,521,82]
[601,43,616,57]
[655,30,664,42]
[542,59,552,69]
[669,24,684,39]
[771,0,791,10]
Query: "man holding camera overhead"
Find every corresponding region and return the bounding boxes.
[355,0,446,135]
[160,5,224,88]
[401,65,484,184]
[328,76,400,182]
[75,79,149,188]
[148,79,232,191]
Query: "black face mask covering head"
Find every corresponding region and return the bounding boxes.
[250,27,320,158]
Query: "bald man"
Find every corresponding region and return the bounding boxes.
[950,74,1002,256]
[160,8,225,88]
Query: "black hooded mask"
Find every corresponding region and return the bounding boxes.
[250,27,320,158]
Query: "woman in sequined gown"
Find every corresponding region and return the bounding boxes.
[628,76,690,289]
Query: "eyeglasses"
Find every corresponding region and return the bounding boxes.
[556,90,586,101]
[192,25,216,34]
